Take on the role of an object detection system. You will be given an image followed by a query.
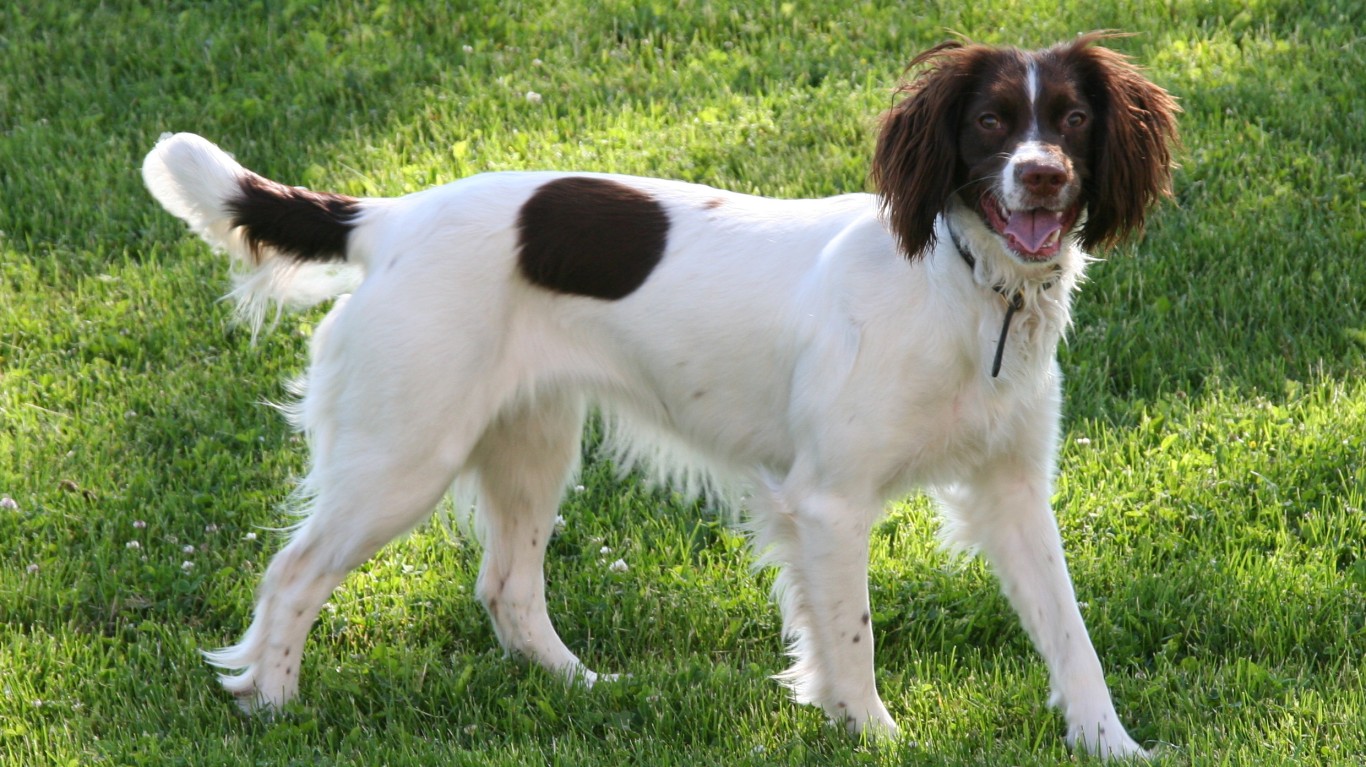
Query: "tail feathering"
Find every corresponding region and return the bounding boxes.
[142,132,362,335]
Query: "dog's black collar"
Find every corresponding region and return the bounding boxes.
[946,225,1056,379]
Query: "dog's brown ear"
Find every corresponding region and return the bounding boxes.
[872,41,982,260]
[1061,33,1181,250]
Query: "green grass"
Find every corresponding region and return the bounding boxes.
[2,1,1365,764]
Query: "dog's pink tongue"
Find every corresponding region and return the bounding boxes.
[1004,209,1064,255]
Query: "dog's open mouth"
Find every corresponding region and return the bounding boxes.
[980,193,1081,260]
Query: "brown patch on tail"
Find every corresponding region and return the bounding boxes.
[227,175,360,264]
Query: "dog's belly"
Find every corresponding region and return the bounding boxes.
[587,314,1025,497]
[653,359,799,466]
[584,321,805,479]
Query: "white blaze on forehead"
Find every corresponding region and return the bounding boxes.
[1025,59,1041,139]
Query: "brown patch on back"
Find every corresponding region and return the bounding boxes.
[703,197,726,210]
[516,177,670,300]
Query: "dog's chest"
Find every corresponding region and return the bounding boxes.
[858,330,1050,493]
[906,377,1020,473]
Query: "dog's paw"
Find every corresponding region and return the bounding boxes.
[563,664,629,688]
[1066,722,1150,761]
[216,670,278,716]
[205,652,297,716]
[853,716,900,744]
[830,698,899,742]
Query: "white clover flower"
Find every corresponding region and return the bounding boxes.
[599,545,612,555]
[182,545,195,555]
[525,91,542,104]
[609,559,628,573]
[126,540,141,550]
[1075,437,1092,446]
[244,532,257,541]
[462,44,474,53]
[181,561,195,572]
[0,496,17,511]
[26,563,39,575]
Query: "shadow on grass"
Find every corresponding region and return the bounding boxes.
[4,3,1364,764]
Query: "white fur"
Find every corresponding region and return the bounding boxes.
[1026,61,1042,139]
[1000,139,1082,214]
[144,130,1145,758]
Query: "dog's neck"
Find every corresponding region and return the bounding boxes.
[940,202,1083,379]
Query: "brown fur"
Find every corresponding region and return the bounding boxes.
[871,33,1179,259]
[516,177,671,300]
[228,174,360,264]
[1055,36,1181,249]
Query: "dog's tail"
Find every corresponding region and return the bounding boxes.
[142,132,365,331]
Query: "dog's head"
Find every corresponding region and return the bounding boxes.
[871,33,1179,265]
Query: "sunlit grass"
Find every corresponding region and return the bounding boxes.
[2,2,1364,765]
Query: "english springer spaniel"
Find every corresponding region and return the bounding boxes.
[143,33,1177,758]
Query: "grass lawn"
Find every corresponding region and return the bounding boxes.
[2,1,1365,764]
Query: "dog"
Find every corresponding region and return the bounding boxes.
[143,32,1177,758]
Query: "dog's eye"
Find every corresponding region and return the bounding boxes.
[1065,110,1088,128]
[978,113,1003,131]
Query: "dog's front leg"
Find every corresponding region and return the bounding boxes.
[942,469,1147,759]
[759,488,897,738]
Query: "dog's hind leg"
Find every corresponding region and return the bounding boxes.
[468,392,601,683]
[205,432,468,712]
[205,312,498,711]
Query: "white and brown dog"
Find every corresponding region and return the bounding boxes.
[144,33,1177,758]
